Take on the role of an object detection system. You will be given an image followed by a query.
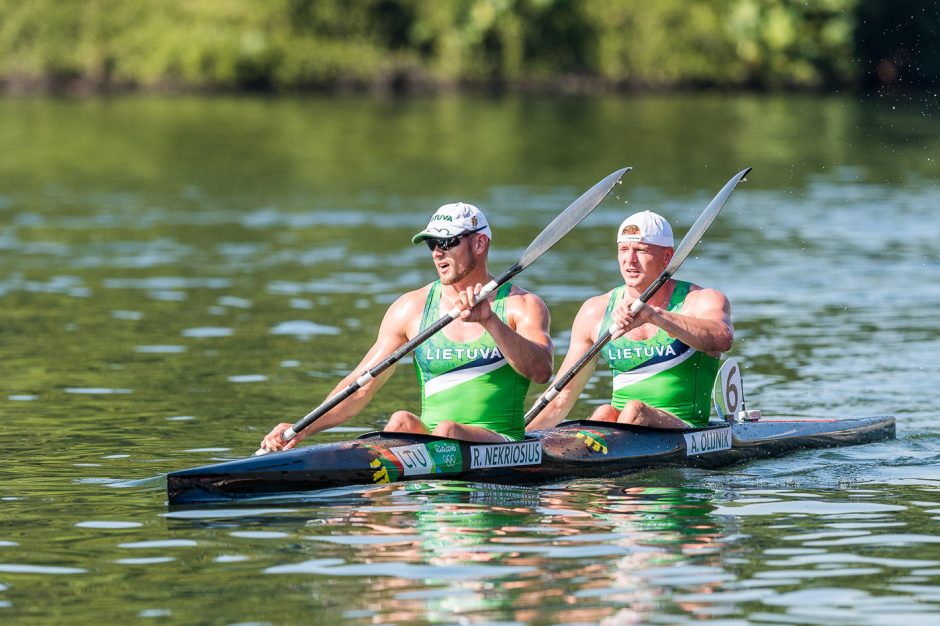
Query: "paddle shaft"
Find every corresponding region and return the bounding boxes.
[258,166,631,454]
[524,167,751,425]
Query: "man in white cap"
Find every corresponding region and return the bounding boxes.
[525,210,732,431]
[262,202,553,450]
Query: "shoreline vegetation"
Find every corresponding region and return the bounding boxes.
[0,0,935,96]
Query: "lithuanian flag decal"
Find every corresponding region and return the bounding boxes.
[575,430,609,455]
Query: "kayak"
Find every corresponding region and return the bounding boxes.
[166,415,895,505]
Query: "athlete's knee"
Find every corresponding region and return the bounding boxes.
[430,420,459,439]
[617,400,646,424]
[385,411,419,432]
[590,405,620,422]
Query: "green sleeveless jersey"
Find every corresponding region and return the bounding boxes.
[413,281,529,440]
[600,281,719,427]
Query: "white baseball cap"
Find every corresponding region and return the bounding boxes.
[616,210,674,248]
[412,202,492,244]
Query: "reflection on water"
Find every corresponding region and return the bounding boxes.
[155,482,940,625]
[0,93,938,624]
[157,483,734,624]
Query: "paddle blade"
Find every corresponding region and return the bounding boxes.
[517,167,631,270]
[666,167,751,275]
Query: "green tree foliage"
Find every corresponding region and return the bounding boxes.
[0,0,934,92]
[725,0,861,88]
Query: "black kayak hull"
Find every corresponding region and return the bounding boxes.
[166,416,896,505]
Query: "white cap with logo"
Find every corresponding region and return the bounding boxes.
[412,202,492,244]
[616,210,674,248]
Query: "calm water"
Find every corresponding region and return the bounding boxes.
[0,93,938,625]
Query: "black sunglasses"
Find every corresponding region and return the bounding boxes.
[424,227,485,252]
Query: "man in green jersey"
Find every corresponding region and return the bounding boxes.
[262,202,553,451]
[526,210,732,431]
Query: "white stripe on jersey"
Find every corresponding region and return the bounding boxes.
[612,347,695,390]
[424,359,507,397]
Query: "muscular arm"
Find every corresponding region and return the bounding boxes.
[525,295,606,431]
[617,285,733,357]
[261,291,421,451]
[457,285,554,384]
[483,291,553,383]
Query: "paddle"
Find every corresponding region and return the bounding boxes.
[257,166,632,455]
[524,167,751,426]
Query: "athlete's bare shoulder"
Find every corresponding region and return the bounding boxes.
[389,283,432,311]
[382,283,433,338]
[567,289,616,342]
[506,283,545,304]
[505,284,549,320]
[683,283,730,315]
[578,289,616,320]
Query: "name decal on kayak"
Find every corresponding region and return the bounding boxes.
[684,427,732,456]
[469,441,542,469]
[389,441,462,476]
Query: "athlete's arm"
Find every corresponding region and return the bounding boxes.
[613,285,733,357]
[525,295,606,431]
[261,290,421,451]
[457,285,554,383]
